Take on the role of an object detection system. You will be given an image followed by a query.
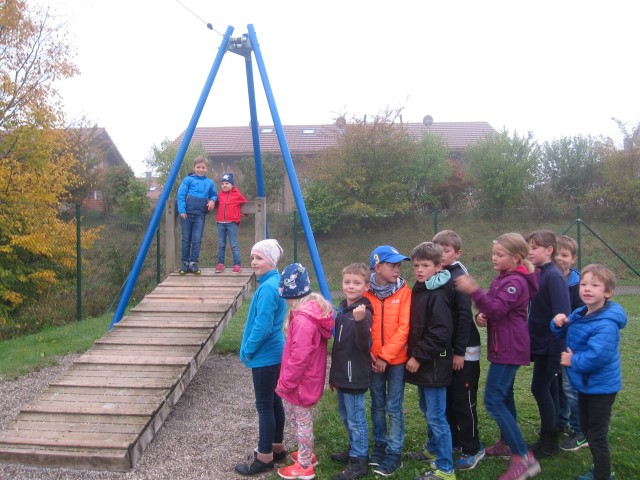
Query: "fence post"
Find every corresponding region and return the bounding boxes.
[433,208,438,235]
[76,203,82,322]
[165,199,177,276]
[576,205,582,270]
[255,197,267,242]
[293,210,298,262]
[156,227,161,284]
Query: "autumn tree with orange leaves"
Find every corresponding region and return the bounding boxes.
[0,0,100,337]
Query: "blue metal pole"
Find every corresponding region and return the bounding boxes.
[110,26,235,329]
[247,24,332,303]
[245,54,266,198]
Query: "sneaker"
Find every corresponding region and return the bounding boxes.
[335,456,368,480]
[576,465,615,480]
[498,451,540,480]
[561,432,589,451]
[233,264,242,273]
[331,450,349,464]
[368,444,386,466]
[277,461,315,480]
[215,263,225,273]
[188,262,201,274]
[292,450,318,467]
[373,452,402,476]
[274,449,288,463]
[235,453,274,475]
[414,469,457,480]
[179,262,189,275]
[485,439,512,458]
[404,448,436,462]
[455,447,485,470]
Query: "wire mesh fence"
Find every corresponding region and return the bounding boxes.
[7,203,639,339]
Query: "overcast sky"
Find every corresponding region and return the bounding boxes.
[37,0,639,175]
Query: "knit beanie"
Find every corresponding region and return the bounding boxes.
[279,263,311,299]
[221,172,235,186]
[251,239,284,267]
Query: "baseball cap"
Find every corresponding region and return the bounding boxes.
[369,245,410,270]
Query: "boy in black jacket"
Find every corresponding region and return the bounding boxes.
[329,263,373,480]
[404,242,456,480]
[433,230,484,470]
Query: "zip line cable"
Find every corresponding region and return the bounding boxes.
[174,0,222,35]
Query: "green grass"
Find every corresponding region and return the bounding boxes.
[1,296,638,479]
[0,313,112,381]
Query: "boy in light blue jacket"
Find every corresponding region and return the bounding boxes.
[551,264,627,480]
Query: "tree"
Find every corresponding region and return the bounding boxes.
[465,130,540,209]
[405,132,452,210]
[144,138,209,198]
[539,135,605,206]
[236,152,284,205]
[101,164,150,218]
[0,1,100,336]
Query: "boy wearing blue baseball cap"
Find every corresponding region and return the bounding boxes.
[364,245,412,476]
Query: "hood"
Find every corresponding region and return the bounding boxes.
[502,265,539,298]
[567,268,580,286]
[295,300,335,340]
[575,301,627,329]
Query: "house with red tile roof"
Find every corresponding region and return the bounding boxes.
[174,121,496,211]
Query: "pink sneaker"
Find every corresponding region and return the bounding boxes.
[498,451,541,480]
[215,263,224,273]
[233,264,242,273]
[277,460,315,479]
[291,450,318,467]
[486,438,512,458]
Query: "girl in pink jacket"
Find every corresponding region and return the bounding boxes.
[276,263,335,480]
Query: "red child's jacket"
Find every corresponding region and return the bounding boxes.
[216,187,248,223]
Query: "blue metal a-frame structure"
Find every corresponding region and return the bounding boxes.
[110,24,331,327]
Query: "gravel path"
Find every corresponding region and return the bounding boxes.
[0,353,278,480]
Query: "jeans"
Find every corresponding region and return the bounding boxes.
[531,354,559,431]
[337,389,369,459]
[483,363,528,457]
[579,393,616,480]
[418,386,453,473]
[180,212,205,264]
[251,364,285,454]
[217,222,241,266]
[370,363,405,455]
[560,366,581,434]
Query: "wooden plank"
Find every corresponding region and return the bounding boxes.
[0,431,135,449]
[0,446,131,471]
[130,303,229,313]
[113,320,221,329]
[21,399,160,416]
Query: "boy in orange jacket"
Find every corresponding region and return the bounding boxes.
[364,245,412,476]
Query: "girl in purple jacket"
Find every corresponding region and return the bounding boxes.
[455,233,541,480]
[275,263,335,480]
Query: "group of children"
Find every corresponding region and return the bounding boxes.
[177,156,247,275]
[232,230,626,480]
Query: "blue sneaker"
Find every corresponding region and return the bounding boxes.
[188,262,201,274]
[455,447,485,470]
[577,465,614,480]
[369,444,386,467]
[373,453,402,477]
[179,262,189,275]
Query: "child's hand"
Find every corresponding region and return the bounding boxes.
[553,313,568,328]
[207,200,215,211]
[454,274,478,295]
[406,357,420,373]
[452,354,465,371]
[353,304,366,321]
[370,354,387,373]
[475,313,488,327]
[180,213,187,219]
[560,347,573,367]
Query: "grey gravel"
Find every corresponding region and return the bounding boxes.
[0,353,281,480]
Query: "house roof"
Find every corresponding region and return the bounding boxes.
[175,121,497,157]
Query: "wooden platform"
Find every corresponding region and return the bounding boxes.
[0,267,254,471]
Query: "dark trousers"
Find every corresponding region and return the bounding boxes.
[531,354,559,431]
[252,364,285,454]
[446,360,481,454]
[579,392,616,480]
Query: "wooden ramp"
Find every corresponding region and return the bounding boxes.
[0,267,254,471]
